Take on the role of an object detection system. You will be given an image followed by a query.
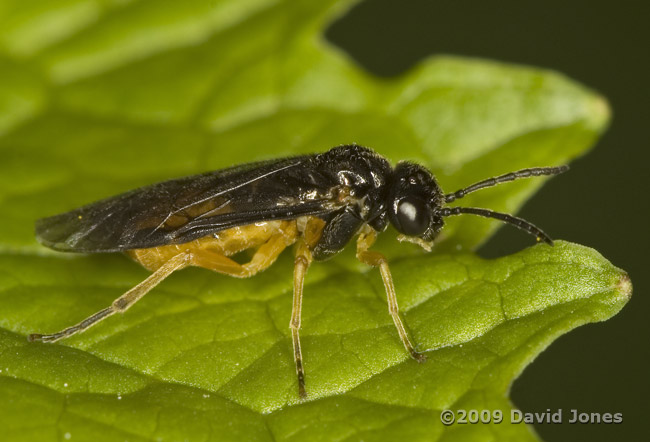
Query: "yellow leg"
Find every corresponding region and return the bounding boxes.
[29,252,191,343]
[291,217,325,398]
[292,244,310,398]
[188,230,293,277]
[356,226,426,362]
[30,229,296,343]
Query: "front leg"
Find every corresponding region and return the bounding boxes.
[356,226,426,362]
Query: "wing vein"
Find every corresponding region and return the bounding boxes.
[174,158,304,215]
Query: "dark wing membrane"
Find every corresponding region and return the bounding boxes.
[36,155,342,252]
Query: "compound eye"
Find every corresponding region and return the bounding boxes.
[396,197,430,236]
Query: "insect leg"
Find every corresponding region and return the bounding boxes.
[188,227,296,278]
[356,226,426,362]
[292,241,311,398]
[29,252,191,343]
[291,217,324,398]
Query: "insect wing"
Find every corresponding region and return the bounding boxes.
[36,156,340,252]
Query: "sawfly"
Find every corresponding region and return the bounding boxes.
[30,145,568,397]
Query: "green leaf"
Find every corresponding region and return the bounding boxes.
[0,242,630,441]
[0,1,627,441]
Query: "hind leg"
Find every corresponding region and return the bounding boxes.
[29,252,191,343]
[30,226,296,343]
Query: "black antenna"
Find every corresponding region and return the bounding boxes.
[439,206,553,245]
[445,166,569,203]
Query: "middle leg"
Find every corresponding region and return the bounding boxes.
[290,217,325,398]
[292,241,311,398]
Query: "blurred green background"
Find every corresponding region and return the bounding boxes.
[327,1,646,441]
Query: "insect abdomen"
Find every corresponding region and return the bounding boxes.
[127,221,298,272]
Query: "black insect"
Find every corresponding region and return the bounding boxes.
[30,145,567,397]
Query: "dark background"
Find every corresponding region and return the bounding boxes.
[328,1,648,441]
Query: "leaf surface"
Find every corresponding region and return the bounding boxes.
[0,0,625,441]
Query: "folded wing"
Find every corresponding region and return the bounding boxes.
[36,155,341,252]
